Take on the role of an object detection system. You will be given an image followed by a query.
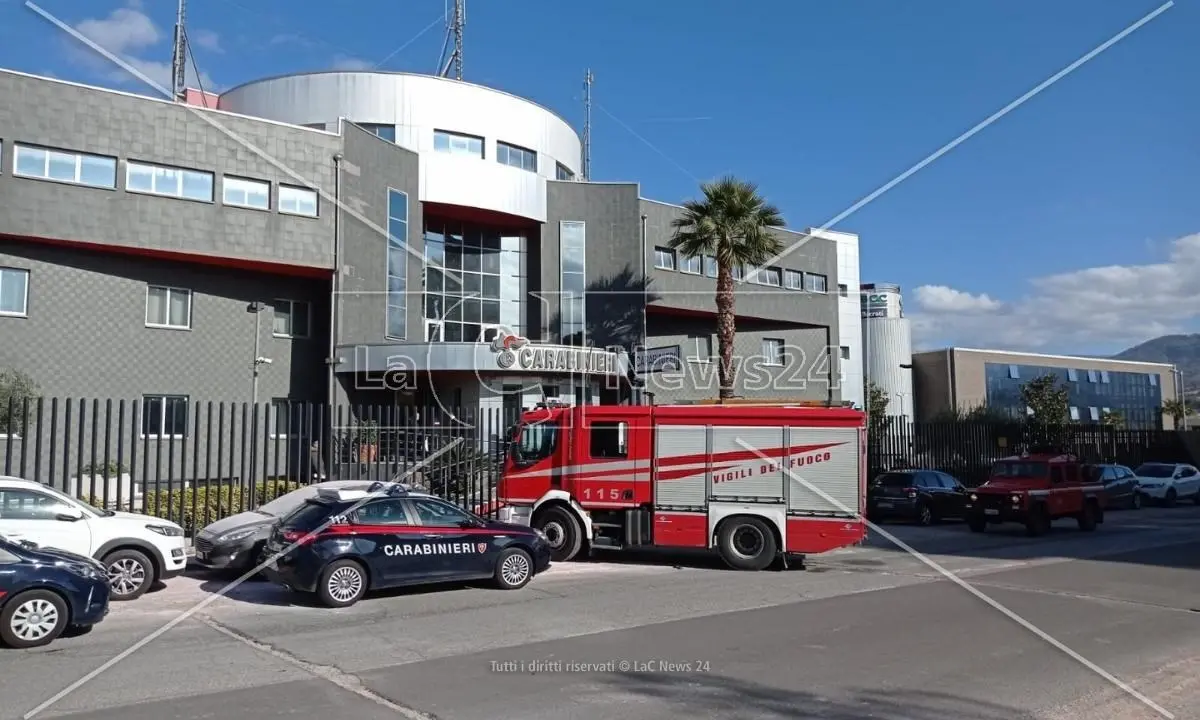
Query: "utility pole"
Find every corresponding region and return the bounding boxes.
[170,0,187,101]
[582,69,593,180]
[439,0,465,80]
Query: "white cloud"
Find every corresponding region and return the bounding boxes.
[331,55,374,71]
[909,232,1200,354]
[189,29,223,54]
[66,2,218,93]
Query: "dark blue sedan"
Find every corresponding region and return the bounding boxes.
[262,482,552,608]
[0,535,110,648]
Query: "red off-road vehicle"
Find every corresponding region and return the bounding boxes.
[964,452,1105,536]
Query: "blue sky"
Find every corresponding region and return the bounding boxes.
[1,0,1197,354]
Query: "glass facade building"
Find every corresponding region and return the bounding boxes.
[983,362,1163,429]
[421,217,522,343]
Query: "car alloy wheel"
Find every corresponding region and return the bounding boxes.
[500,552,530,586]
[9,598,59,644]
[326,566,364,605]
[107,558,147,598]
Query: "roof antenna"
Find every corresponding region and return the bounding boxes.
[438,0,465,80]
[582,69,593,180]
[170,0,187,101]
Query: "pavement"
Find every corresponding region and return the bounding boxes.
[2,505,1198,720]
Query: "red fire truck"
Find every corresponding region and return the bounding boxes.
[494,401,867,570]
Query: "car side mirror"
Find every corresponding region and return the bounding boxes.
[55,508,84,522]
[18,539,39,550]
[458,518,481,529]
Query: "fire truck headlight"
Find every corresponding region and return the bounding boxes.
[970,493,978,502]
[1011,494,1021,505]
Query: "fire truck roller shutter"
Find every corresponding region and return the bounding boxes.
[786,427,860,516]
[709,426,787,502]
[653,425,709,508]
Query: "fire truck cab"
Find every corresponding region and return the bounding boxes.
[495,401,867,570]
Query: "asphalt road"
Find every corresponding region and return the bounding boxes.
[3,506,1198,720]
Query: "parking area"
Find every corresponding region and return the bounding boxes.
[2,503,1196,719]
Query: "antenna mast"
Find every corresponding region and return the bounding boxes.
[170,0,187,100]
[438,0,465,80]
[582,69,593,180]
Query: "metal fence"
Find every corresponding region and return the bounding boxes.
[868,419,1194,486]
[1,397,518,539]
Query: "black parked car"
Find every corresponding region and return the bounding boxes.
[1087,463,1142,510]
[0,535,110,648]
[867,469,969,525]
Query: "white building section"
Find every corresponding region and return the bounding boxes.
[217,71,583,222]
[861,283,914,421]
[806,228,863,409]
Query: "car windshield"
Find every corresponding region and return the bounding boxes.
[991,461,1049,478]
[874,473,914,488]
[40,484,112,517]
[512,421,558,464]
[1134,464,1175,478]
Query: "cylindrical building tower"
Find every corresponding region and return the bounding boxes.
[861,283,914,421]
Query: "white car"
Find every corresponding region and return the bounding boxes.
[1131,463,1200,507]
[0,476,187,600]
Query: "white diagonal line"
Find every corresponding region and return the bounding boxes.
[746,1,1174,282]
[733,437,1175,719]
[595,102,702,184]
[23,1,464,287]
[21,438,465,719]
[373,12,446,70]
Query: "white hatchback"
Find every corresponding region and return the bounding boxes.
[1131,463,1200,507]
[0,476,187,600]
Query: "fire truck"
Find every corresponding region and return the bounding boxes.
[494,401,867,570]
[964,450,1105,536]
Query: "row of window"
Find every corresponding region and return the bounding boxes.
[3,141,319,217]
[429,128,576,179]
[652,246,829,292]
[0,266,310,337]
[1004,363,1160,386]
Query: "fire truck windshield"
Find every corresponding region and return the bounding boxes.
[990,460,1049,478]
[511,421,558,465]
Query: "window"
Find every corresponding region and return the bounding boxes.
[433,130,483,158]
[680,254,702,275]
[1089,406,1100,421]
[687,334,712,363]
[1008,365,1020,380]
[762,338,785,366]
[145,286,191,329]
[732,264,745,281]
[223,176,270,210]
[496,141,537,172]
[804,273,828,293]
[359,123,396,142]
[654,247,676,270]
[589,421,628,459]
[559,221,586,346]
[355,499,411,525]
[756,267,782,286]
[1148,373,1158,387]
[704,256,718,277]
[0,267,29,317]
[13,144,117,188]
[0,488,76,521]
[555,162,575,180]
[1100,370,1111,384]
[269,398,304,438]
[1087,369,1099,383]
[409,498,472,527]
[838,283,849,297]
[784,270,803,290]
[386,189,409,340]
[840,346,850,360]
[142,395,188,438]
[423,218,517,344]
[279,184,318,217]
[1067,368,1078,382]
[272,299,311,338]
[1069,406,1080,421]
[126,160,213,201]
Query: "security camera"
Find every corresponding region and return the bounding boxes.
[255,357,273,365]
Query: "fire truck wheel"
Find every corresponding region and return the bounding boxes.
[967,515,987,533]
[1025,504,1051,537]
[1077,500,1099,531]
[535,505,583,563]
[716,517,777,571]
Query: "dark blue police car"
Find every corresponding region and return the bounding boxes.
[262,482,552,608]
[0,534,110,648]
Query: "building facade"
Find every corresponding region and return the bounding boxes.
[0,68,852,429]
[911,347,1179,429]
[860,283,914,420]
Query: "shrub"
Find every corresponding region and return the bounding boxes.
[114,479,304,533]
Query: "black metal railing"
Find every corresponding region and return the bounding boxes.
[1,397,518,539]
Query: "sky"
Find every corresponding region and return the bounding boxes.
[0,0,1197,356]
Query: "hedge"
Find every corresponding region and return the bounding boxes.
[90,479,302,533]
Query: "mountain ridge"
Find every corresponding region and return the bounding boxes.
[1112,334,1200,394]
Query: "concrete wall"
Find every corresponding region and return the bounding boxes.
[0,70,340,269]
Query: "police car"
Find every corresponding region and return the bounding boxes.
[261,482,552,608]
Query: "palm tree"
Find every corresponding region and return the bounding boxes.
[1162,398,1188,426]
[669,176,785,398]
